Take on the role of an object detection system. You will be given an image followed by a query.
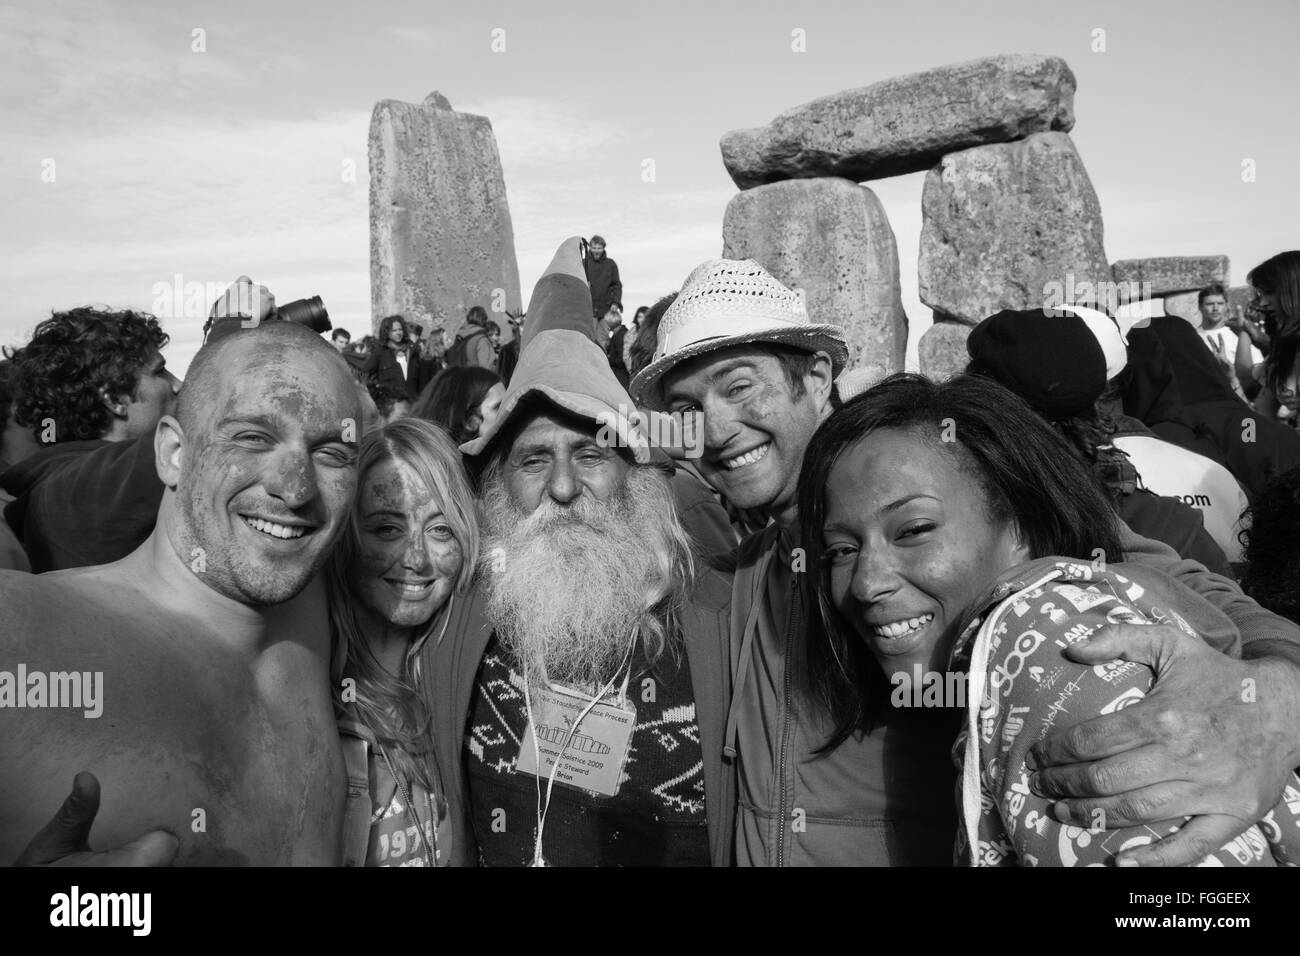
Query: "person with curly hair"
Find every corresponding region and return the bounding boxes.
[6,306,177,445]
[1239,464,1300,626]
[363,315,430,401]
[1,307,180,571]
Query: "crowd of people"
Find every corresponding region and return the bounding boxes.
[2,234,1299,868]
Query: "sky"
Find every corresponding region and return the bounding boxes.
[2,0,1297,376]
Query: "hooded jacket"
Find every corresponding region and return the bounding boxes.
[952,557,1300,866]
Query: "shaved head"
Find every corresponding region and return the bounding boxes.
[178,321,352,440]
[163,319,362,605]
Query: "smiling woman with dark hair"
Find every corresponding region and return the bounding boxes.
[796,373,1300,866]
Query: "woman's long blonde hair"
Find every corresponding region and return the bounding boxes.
[328,418,479,791]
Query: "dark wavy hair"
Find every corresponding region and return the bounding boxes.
[796,373,1124,750]
[377,315,408,350]
[1239,464,1300,625]
[629,292,676,378]
[5,307,169,442]
[1248,251,1300,395]
[965,360,1136,502]
[411,366,501,445]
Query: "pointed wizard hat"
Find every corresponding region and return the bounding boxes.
[460,237,665,463]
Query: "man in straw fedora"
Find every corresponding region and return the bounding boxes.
[631,259,1300,868]
[418,238,736,866]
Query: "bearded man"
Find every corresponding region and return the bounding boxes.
[417,239,733,866]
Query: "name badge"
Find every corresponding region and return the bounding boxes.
[517,684,636,797]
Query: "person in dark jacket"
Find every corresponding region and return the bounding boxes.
[583,235,622,321]
[363,315,429,401]
[1,306,181,572]
[1125,315,1300,497]
[495,314,524,384]
[603,305,631,389]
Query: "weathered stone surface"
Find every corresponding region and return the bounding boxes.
[1226,284,1254,315]
[721,54,1076,189]
[1162,291,1203,325]
[1112,256,1229,296]
[918,321,971,381]
[721,178,907,373]
[918,131,1109,326]
[369,91,522,335]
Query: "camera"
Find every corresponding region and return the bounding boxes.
[276,296,331,334]
[202,295,332,344]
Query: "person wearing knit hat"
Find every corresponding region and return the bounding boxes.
[966,305,1236,574]
[415,237,737,867]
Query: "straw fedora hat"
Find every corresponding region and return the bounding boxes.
[629,258,849,411]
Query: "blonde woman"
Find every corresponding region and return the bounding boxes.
[330,418,479,867]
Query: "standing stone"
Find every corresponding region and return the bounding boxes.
[918,321,971,381]
[1163,291,1203,325]
[721,54,1076,189]
[721,178,907,374]
[1112,256,1229,296]
[1226,284,1254,315]
[370,91,522,336]
[919,131,1109,326]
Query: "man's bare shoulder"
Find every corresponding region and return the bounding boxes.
[0,565,135,654]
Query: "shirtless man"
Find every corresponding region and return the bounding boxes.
[0,312,360,865]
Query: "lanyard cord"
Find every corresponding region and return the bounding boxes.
[378,743,440,868]
[522,632,636,868]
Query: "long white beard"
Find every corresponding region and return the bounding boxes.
[480,465,684,691]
